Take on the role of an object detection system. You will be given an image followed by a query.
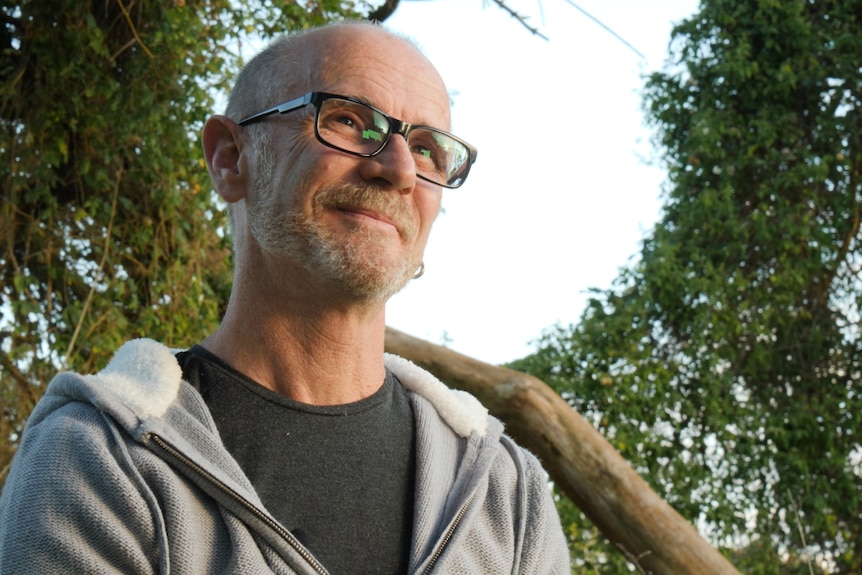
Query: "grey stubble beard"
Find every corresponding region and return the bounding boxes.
[246,137,422,303]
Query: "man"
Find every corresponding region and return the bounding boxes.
[0,21,569,574]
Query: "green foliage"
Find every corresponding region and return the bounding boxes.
[0,0,367,483]
[514,0,861,572]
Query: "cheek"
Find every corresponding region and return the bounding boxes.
[409,193,441,256]
[272,149,333,211]
[416,189,442,231]
[419,192,440,238]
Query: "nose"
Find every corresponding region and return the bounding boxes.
[357,133,417,192]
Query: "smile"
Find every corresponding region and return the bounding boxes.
[338,207,401,233]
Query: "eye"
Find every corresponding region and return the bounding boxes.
[324,109,365,132]
[333,113,357,128]
[411,143,433,159]
[319,99,389,139]
[409,135,448,179]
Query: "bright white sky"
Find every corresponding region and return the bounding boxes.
[384,0,699,365]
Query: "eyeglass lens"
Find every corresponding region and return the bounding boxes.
[317,97,469,187]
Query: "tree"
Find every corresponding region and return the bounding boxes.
[386,327,741,575]
[0,0,367,483]
[514,0,861,572]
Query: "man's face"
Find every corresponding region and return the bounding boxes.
[244,27,450,303]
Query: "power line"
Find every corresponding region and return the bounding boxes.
[561,0,646,59]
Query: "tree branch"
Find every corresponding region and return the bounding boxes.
[489,0,549,40]
[64,169,122,367]
[367,0,400,22]
[385,327,741,575]
[0,349,35,404]
[115,0,154,59]
[561,0,645,59]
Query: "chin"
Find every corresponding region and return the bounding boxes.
[336,261,414,303]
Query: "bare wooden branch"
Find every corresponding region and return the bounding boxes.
[64,169,122,367]
[115,0,154,59]
[561,0,645,59]
[384,327,741,575]
[489,0,549,40]
[367,0,400,22]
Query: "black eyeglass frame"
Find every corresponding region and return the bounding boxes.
[237,91,478,189]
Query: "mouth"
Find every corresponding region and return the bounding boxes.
[339,206,400,231]
[314,183,418,241]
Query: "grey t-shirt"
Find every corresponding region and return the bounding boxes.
[176,346,416,575]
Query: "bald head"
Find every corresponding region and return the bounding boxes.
[225,22,447,127]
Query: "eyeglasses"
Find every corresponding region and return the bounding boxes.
[238,92,478,189]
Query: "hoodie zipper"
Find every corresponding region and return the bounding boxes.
[421,490,477,575]
[149,434,328,575]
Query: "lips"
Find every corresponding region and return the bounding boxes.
[340,206,399,229]
[315,183,417,240]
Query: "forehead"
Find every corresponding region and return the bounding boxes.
[299,26,451,130]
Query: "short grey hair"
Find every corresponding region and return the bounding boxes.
[224,21,415,123]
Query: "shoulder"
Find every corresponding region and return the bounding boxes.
[496,438,571,573]
[0,387,161,570]
[83,338,184,418]
[3,338,208,505]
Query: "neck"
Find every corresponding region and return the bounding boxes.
[202,265,389,406]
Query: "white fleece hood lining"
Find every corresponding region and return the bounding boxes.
[84,338,182,419]
[84,339,488,438]
[384,353,488,438]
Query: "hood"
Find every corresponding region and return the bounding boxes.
[43,338,490,439]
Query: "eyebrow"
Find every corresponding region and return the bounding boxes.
[341,92,450,132]
[338,92,380,109]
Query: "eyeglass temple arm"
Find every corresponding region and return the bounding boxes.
[237,93,315,126]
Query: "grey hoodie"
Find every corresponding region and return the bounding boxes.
[0,339,570,574]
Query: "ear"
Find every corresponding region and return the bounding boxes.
[202,115,248,204]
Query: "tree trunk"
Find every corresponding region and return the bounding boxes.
[385,327,740,575]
